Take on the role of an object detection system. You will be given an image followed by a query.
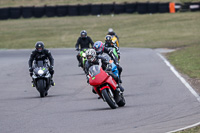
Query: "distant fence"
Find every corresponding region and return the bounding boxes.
[0,2,200,20]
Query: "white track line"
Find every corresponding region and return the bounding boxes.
[157,53,200,102]
[157,53,200,132]
[166,121,200,133]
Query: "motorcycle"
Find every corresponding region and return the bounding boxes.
[79,48,88,73]
[88,65,125,109]
[32,60,52,97]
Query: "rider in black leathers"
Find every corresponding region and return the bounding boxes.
[28,41,55,86]
[75,30,94,67]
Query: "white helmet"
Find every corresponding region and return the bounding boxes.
[85,49,96,62]
[108,28,114,33]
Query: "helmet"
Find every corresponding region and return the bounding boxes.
[105,35,112,47]
[108,28,113,33]
[35,41,44,53]
[108,28,115,36]
[80,30,87,39]
[93,41,104,55]
[85,49,96,62]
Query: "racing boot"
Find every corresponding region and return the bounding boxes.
[51,79,55,86]
[118,84,124,92]
[92,87,97,94]
[31,81,35,87]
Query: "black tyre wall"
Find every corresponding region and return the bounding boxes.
[33,7,45,18]
[56,5,68,16]
[10,7,21,19]
[102,4,114,14]
[22,7,33,18]
[148,3,159,13]
[137,3,148,14]
[79,4,91,15]
[91,4,102,15]
[125,3,137,13]
[190,2,200,11]
[68,5,79,16]
[45,6,56,17]
[114,4,125,14]
[0,8,10,20]
[158,3,169,13]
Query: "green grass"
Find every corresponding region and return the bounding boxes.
[0,12,200,49]
[1,0,200,7]
[175,125,200,133]
[167,44,200,79]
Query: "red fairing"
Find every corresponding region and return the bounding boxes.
[89,68,109,86]
[105,76,117,91]
[89,67,117,93]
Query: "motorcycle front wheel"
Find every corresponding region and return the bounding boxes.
[102,89,117,109]
[37,79,46,98]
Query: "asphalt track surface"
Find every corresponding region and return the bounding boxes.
[0,48,200,133]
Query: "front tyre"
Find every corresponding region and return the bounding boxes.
[37,79,46,98]
[102,89,117,109]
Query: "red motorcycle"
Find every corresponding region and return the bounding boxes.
[88,65,125,109]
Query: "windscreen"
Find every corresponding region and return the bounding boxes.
[89,65,101,77]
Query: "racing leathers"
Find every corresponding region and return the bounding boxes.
[28,49,54,78]
[75,36,94,66]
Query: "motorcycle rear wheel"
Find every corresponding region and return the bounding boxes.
[102,89,117,109]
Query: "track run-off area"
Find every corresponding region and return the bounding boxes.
[0,48,200,133]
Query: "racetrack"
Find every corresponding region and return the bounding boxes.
[0,48,200,133]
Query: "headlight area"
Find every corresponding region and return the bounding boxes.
[38,70,44,75]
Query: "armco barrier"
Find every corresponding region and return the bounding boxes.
[10,7,21,19]
[0,8,10,20]
[125,3,137,13]
[91,4,102,15]
[102,4,114,14]
[148,3,159,13]
[33,7,45,18]
[56,5,68,17]
[22,7,33,18]
[114,4,125,14]
[158,3,169,13]
[79,4,91,15]
[68,5,79,16]
[45,6,56,17]
[137,3,148,14]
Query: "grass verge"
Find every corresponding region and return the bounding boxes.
[0,12,200,49]
[167,44,200,79]
[175,125,200,133]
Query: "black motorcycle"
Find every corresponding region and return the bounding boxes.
[32,60,52,97]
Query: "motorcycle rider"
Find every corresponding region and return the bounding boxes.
[105,35,120,61]
[107,28,119,46]
[75,30,94,67]
[84,49,124,92]
[93,41,123,83]
[28,41,55,87]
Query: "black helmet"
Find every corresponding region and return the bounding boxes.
[35,41,44,53]
[105,35,112,46]
[80,30,87,39]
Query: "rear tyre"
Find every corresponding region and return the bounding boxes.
[37,79,46,98]
[117,94,126,107]
[102,89,117,109]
